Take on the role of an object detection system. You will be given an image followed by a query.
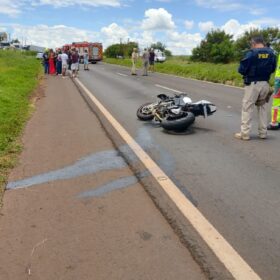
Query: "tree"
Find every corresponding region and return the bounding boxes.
[11,38,20,44]
[191,30,235,63]
[104,44,122,58]
[105,41,138,58]
[234,27,280,60]
[164,49,172,57]
[150,42,166,52]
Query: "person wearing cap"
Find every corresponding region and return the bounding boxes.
[267,53,280,130]
[235,36,276,140]
[131,48,138,75]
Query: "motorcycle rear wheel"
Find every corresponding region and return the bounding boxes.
[161,112,195,131]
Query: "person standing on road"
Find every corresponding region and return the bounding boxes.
[48,49,56,75]
[84,49,89,71]
[43,50,49,74]
[71,48,79,78]
[56,49,62,75]
[149,48,155,72]
[235,36,276,140]
[142,48,149,76]
[267,53,280,130]
[131,48,138,75]
[61,50,68,77]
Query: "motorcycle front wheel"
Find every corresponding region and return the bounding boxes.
[161,112,195,131]
[137,102,155,121]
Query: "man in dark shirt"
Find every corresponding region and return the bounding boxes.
[149,48,155,72]
[235,36,276,140]
[43,51,49,74]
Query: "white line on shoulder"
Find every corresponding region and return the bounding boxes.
[155,84,182,93]
[117,72,128,77]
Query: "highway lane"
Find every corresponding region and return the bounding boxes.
[78,63,280,280]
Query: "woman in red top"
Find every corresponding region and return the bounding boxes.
[49,49,56,75]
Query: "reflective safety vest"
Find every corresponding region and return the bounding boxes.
[275,54,280,78]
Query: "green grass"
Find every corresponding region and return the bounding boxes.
[0,50,42,205]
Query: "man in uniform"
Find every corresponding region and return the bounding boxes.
[235,36,276,140]
[131,48,138,75]
[267,53,280,130]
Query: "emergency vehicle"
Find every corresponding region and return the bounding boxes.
[62,42,103,63]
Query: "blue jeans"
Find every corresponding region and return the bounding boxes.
[56,61,62,74]
[44,62,49,74]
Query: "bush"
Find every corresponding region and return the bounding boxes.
[191,30,235,64]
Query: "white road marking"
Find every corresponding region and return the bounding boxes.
[155,84,183,94]
[75,78,262,280]
[117,72,128,77]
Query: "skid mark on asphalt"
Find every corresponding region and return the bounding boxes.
[77,176,138,198]
[7,150,127,190]
[77,170,149,199]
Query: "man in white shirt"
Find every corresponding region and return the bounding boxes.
[61,51,69,76]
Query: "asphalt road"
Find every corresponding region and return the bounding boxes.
[78,62,280,280]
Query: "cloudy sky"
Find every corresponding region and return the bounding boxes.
[1,0,280,54]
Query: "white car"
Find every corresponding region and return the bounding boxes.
[36,52,44,59]
[154,49,166,63]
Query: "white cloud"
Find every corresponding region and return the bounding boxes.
[221,19,259,39]
[0,0,121,17]
[165,30,202,55]
[11,24,100,48]
[101,23,129,46]
[250,17,280,28]
[195,0,242,12]
[32,0,121,8]
[141,8,175,30]
[0,0,24,16]
[184,20,194,30]
[195,0,266,16]
[198,21,215,33]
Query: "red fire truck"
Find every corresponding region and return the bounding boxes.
[62,42,103,64]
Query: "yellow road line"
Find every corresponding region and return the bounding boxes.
[75,78,261,280]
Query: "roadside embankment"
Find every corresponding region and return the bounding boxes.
[0,50,42,205]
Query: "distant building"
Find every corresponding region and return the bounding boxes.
[0,32,8,42]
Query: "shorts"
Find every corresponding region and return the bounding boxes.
[62,63,67,69]
[71,63,79,71]
[149,61,154,65]
[84,58,89,65]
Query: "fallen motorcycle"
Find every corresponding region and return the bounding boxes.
[136,93,216,131]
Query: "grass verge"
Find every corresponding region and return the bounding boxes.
[0,50,42,206]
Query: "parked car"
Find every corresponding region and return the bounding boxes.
[0,41,11,49]
[36,52,44,59]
